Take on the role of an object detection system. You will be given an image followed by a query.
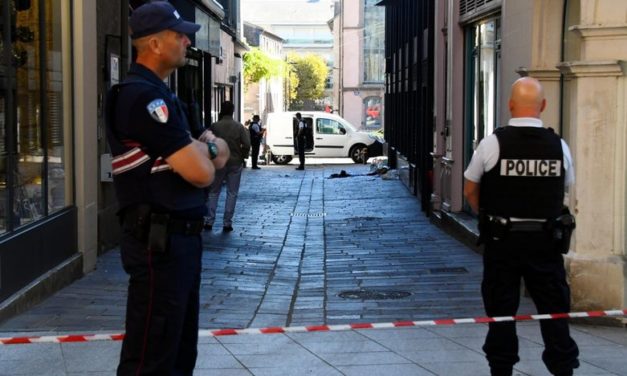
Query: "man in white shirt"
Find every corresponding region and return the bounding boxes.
[463,77,579,376]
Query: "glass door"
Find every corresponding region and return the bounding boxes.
[464,17,500,168]
[463,17,501,213]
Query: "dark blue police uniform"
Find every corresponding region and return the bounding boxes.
[106,63,206,375]
[478,126,579,376]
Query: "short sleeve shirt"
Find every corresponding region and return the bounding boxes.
[463,118,575,186]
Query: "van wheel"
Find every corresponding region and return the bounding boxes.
[350,144,368,164]
[271,154,293,165]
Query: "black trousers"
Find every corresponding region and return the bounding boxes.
[251,141,260,168]
[482,231,579,375]
[296,136,306,167]
[117,231,202,376]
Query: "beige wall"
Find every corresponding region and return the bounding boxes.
[343,93,363,127]
[558,0,627,315]
[214,31,236,85]
[344,0,360,28]
[343,29,361,88]
[335,0,384,129]
[74,0,98,273]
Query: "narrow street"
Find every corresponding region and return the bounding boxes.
[0,161,624,375]
[0,161,494,332]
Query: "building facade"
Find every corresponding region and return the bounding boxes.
[331,0,385,131]
[243,22,285,122]
[0,0,95,321]
[241,0,335,109]
[381,0,627,317]
[1,0,245,321]
[378,0,435,211]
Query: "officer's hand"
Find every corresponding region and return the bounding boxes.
[198,129,217,143]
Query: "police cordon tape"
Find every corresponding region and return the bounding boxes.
[2,309,626,345]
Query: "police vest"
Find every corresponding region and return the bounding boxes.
[104,74,205,215]
[479,126,565,219]
[250,122,262,143]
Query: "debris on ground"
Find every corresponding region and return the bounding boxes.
[328,170,352,179]
[326,158,398,180]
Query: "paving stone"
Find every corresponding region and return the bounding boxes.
[1,163,625,375]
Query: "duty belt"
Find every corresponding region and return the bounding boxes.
[166,217,204,235]
[508,220,546,232]
[122,205,204,237]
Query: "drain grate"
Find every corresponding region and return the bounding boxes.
[338,290,411,300]
[291,212,327,217]
[429,267,468,274]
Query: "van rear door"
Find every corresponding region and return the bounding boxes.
[313,116,349,157]
[294,116,315,155]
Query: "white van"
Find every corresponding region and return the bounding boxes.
[265,111,376,164]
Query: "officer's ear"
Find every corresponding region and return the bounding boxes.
[149,37,163,55]
[539,98,546,113]
[508,99,514,113]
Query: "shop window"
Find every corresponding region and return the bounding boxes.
[364,0,385,83]
[464,17,500,166]
[363,96,382,130]
[0,0,71,233]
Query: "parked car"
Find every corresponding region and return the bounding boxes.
[265,111,379,164]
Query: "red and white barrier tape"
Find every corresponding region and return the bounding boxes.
[2,309,625,345]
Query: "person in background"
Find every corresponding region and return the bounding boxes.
[204,101,251,232]
[249,114,263,169]
[295,112,306,170]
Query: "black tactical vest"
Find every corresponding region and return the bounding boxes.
[479,126,565,219]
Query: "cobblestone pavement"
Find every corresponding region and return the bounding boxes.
[0,161,532,333]
[0,160,625,376]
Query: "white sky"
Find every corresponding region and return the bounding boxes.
[241,0,334,25]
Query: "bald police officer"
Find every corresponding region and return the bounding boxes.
[105,2,229,375]
[464,77,579,376]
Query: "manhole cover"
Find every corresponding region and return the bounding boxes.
[338,290,411,300]
[291,212,327,217]
[429,267,468,274]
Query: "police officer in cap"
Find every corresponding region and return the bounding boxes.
[105,2,229,374]
[464,77,579,376]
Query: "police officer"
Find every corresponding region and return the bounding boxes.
[295,112,306,170]
[249,114,263,169]
[105,2,229,375]
[463,77,579,376]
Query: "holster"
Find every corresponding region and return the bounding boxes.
[477,210,511,245]
[121,204,152,242]
[548,207,576,254]
[120,205,169,253]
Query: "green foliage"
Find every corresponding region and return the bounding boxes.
[286,53,329,108]
[284,62,299,102]
[243,48,283,85]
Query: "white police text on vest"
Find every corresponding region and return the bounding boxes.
[500,159,562,177]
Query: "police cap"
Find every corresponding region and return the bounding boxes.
[130,1,201,40]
